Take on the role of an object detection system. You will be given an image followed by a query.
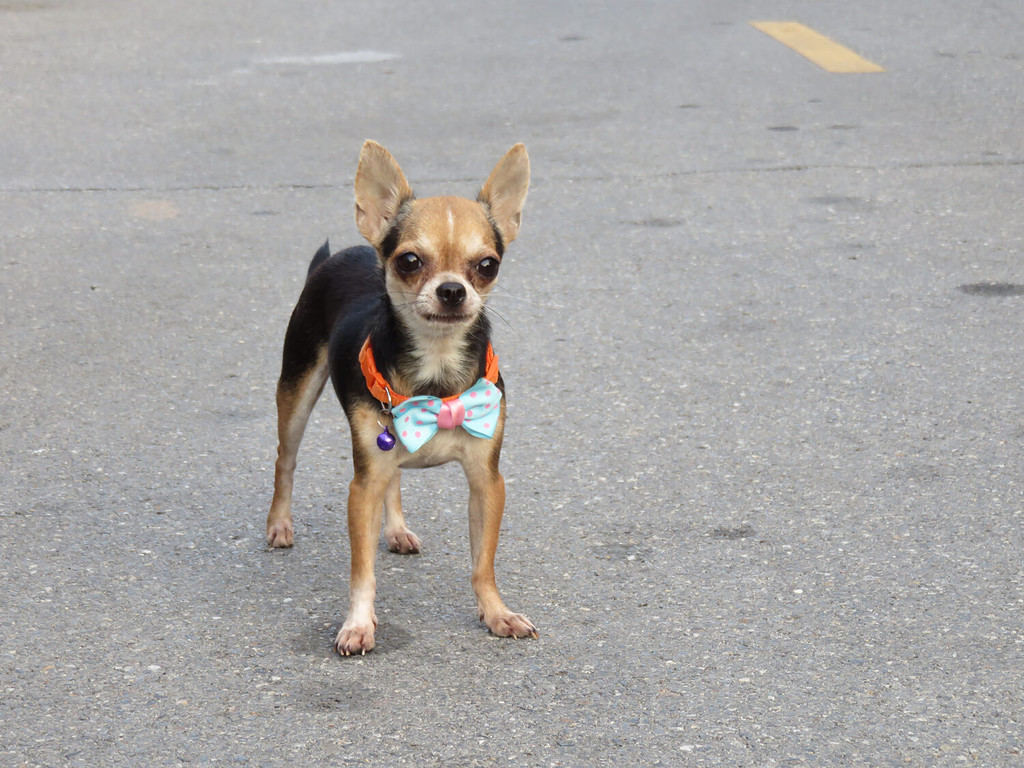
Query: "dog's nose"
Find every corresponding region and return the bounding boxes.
[436,282,467,308]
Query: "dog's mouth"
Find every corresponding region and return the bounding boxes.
[422,311,471,324]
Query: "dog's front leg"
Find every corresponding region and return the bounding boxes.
[335,468,390,655]
[464,462,538,639]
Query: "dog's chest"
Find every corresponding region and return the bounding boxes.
[402,344,474,396]
[397,428,473,469]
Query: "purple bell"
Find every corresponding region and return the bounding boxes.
[376,427,396,451]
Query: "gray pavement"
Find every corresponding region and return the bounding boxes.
[2,1,1022,765]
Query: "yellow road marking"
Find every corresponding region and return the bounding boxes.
[751,21,884,73]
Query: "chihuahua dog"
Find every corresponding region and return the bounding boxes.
[266,141,537,655]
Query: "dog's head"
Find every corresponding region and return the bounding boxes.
[353,141,529,339]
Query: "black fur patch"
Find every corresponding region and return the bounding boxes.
[279,245,380,387]
[377,199,415,261]
[476,200,505,256]
[307,239,331,277]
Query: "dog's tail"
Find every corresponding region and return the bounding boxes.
[307,240,331,278]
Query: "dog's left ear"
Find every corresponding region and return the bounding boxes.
[479,144,530,244]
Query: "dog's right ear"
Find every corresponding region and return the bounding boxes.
[354,141,413,247]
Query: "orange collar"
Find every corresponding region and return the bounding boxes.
[358,337,499,406]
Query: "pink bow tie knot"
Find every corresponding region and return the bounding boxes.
[436,400,466,430]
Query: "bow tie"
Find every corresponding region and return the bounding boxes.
[389,378,502,453]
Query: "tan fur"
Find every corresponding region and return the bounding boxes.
[353,142,413,246]
[479,143,530,243]
[266,344,329,548]
[398,197,499,270]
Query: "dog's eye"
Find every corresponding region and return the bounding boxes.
[395,252,422,274]
[476,257,500,280]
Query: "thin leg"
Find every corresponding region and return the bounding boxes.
[465,464,537,638]
[335,469,391,655]
[266,345,328,547]
[382,470,422,554]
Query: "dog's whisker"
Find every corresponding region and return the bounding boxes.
[482,305,514,331]
[487,291,565,310]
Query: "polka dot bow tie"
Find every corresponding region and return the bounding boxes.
[390,378,502,453]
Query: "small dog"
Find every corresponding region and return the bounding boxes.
[266,141,537,655]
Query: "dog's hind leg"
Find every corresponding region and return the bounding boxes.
[267,341,329,548]
[382,470,422,554]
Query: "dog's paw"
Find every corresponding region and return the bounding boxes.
[266,519,294,548]
[385,527,421,554]
[482,611,539,639]
[335,623,376,656]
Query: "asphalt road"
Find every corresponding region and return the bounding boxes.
[2,1,1022,766]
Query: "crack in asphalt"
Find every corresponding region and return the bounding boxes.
[1,157,1021,195]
